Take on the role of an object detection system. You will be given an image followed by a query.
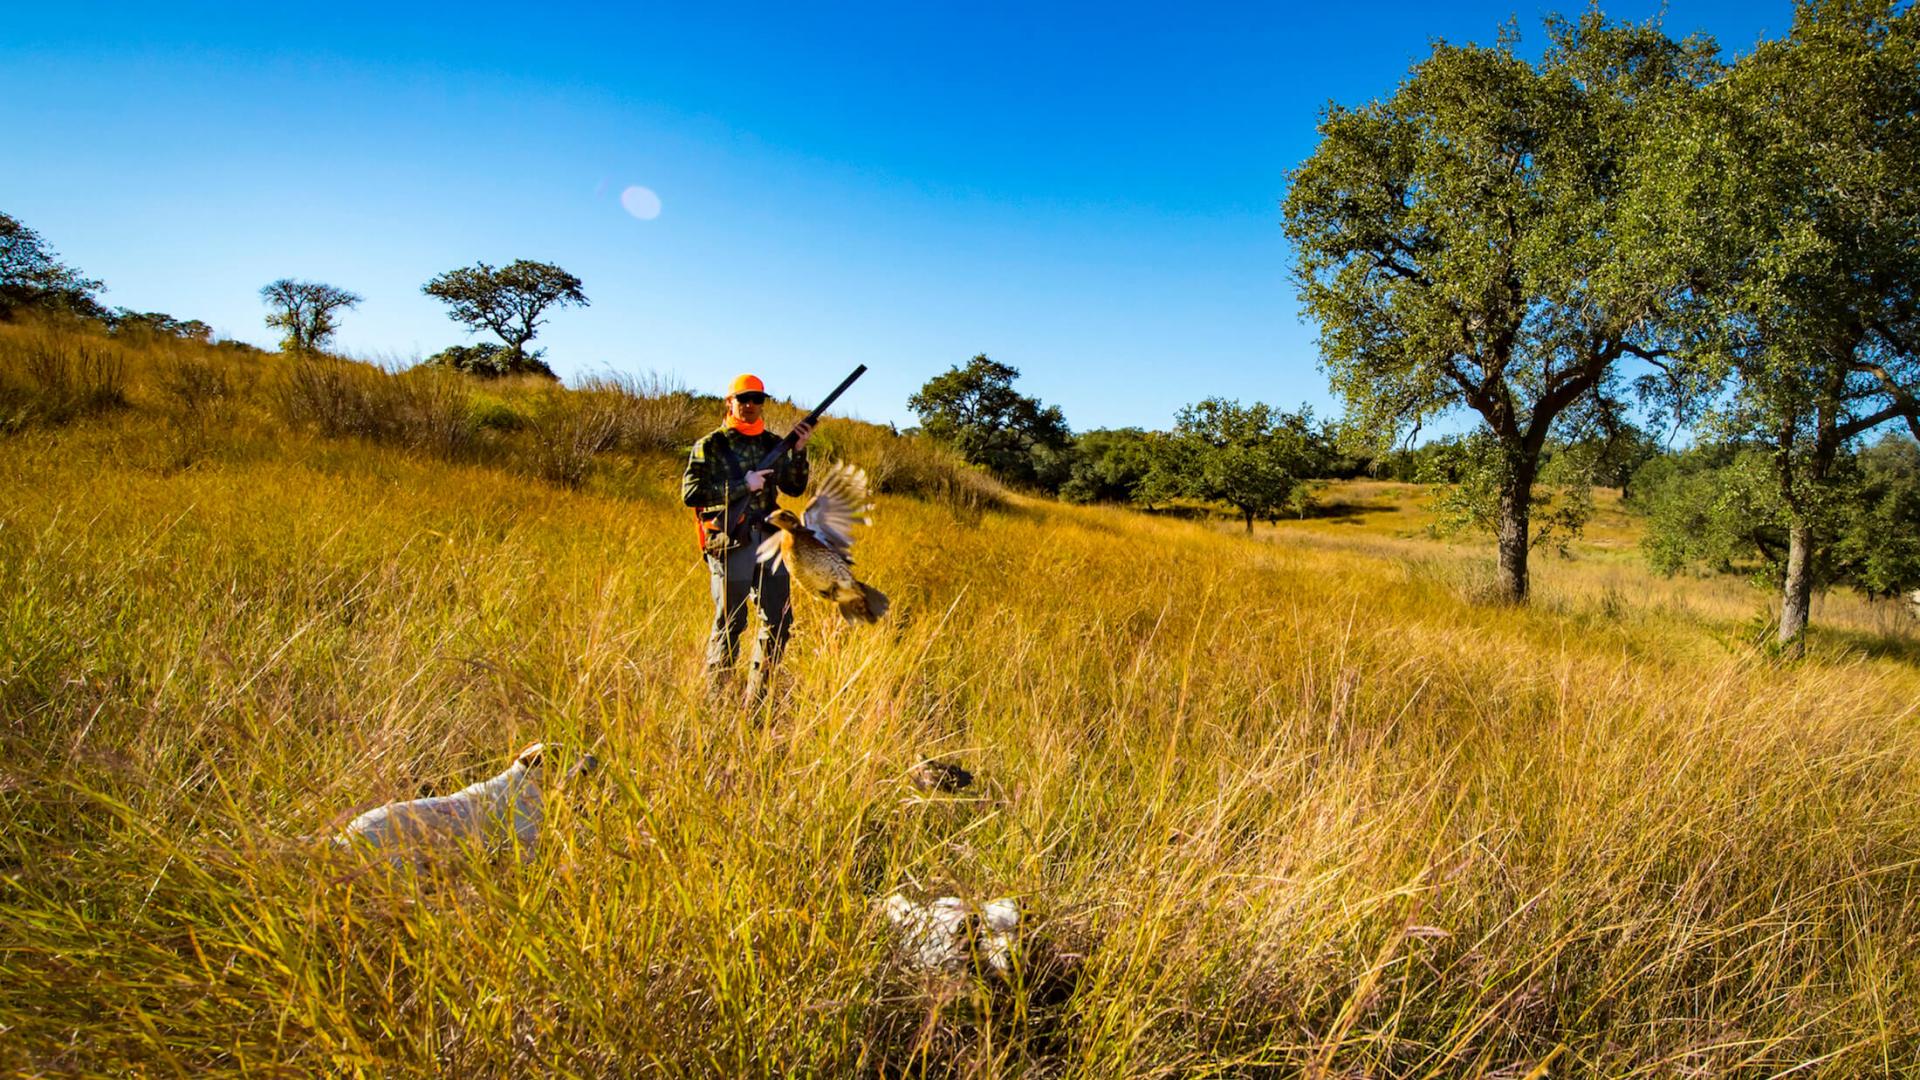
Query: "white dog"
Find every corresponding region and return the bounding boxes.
[332,743,595,865]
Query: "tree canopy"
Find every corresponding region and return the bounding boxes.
[1283,15,1717,601]
[260,279,361,355]
[1633,435,1920,608]
[0,212,106,320]
[1060,427,1155,504]
[907,356,1070,488]
[1142,400,1326,532]
[422,260,587,376]
[1651,0,1920,650]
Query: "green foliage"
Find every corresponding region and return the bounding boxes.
[1415,433,1598,554]
[1060,427,1154,504]
[1663,0,1920,457]
[466,393,528,433]
[1831,436,1920,600]
[1648,1,1920,646]
[0,211,107,321]
[427,342,556,380]
[907,355,1070,489]
[1630,444,1786,580]
[1582,423,1666,494]
[1369,440,1458,483]
[422,259,588,373]
[1283,14,1715,598]
[259,278,361,354]
[1143,399,1324,530]
[1631,435,1920,600]
[108,309,212,343]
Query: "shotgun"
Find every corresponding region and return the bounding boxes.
[706,364,868,547]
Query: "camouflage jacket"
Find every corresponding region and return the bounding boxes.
[680,425,811,532]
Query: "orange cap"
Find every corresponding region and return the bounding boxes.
[728,374,765,396]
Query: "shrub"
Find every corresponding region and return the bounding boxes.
[467,393,527,433]
[0,327,127,432]
[574,372,708,454]
[279,356,476,459]
[522,390,623,488]
[1061,427,1153,504]
[427,342,557,380]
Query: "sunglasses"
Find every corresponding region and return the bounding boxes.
[734,392,768,405]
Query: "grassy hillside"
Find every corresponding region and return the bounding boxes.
[3,323,1918,1077]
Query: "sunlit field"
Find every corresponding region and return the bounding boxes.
[3,323,1918,1077]
[1251,480,1920,657]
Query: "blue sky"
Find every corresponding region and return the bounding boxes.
[5,1,1791,430]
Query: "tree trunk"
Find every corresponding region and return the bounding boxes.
[1773,393,1836,658]
[1495,491,1530,604]
[1777,523,1815,656]
[1242,509,1254,534]
[1496,457,1534,604]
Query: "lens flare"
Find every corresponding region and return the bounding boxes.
[620,185,662,220]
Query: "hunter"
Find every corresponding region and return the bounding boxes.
[682,374,814,706]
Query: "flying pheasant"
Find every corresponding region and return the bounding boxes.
[757,462,890,623]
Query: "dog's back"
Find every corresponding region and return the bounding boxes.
[335,743,547,864]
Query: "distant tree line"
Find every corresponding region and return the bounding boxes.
[0,210,589,379]
[907,355,1350,531]
[1,212,225,345]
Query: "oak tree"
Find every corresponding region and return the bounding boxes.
[1657,0,1920,652]
[908,355,1070,488]
[1284,16,1716,602]
[1142,399,1324,532]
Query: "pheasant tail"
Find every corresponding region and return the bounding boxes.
[838,581,890,623]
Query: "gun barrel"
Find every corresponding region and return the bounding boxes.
[752,364,868,471]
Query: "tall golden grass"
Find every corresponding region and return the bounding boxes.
[1,322,1917,1076]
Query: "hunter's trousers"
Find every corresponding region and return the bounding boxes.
[704,530,792,701]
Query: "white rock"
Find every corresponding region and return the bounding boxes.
[880,893,1021,975]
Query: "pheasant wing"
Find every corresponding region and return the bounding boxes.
[754,530,785,567]
[801,463,873,558]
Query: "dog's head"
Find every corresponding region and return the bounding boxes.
[511,742,602,786]
[512,742,547,771]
